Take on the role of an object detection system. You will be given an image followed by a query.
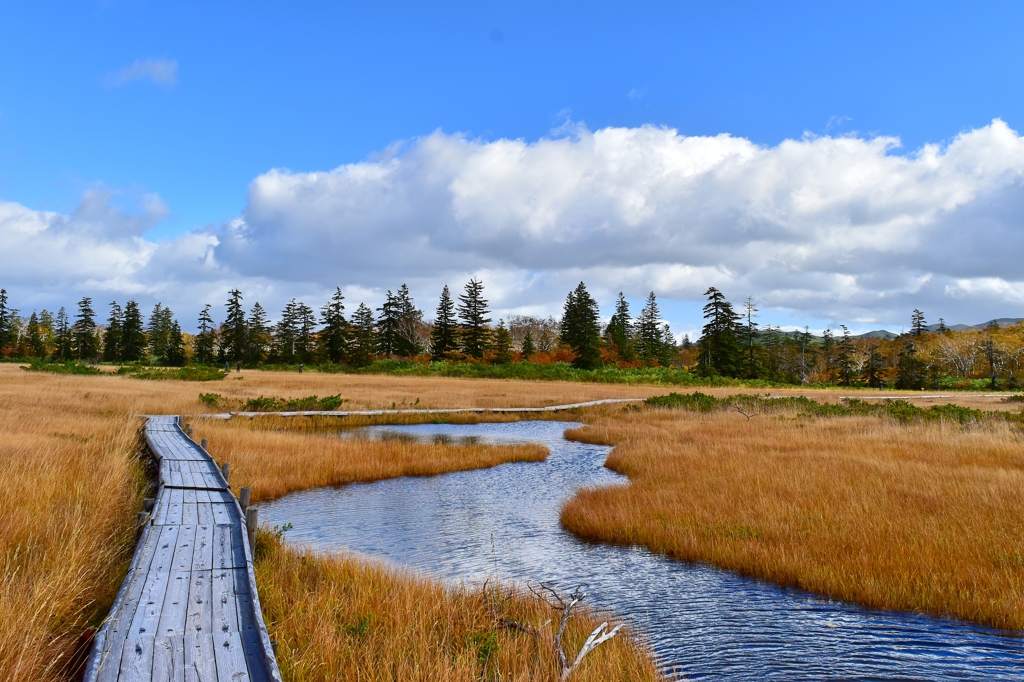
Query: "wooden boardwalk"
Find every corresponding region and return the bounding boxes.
[84,416,281,682]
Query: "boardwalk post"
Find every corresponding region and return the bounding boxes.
[142,497,155,513]
[239,486,251,512]
[221,461,231,484]
[246,506,258,551]
[134,511,150,540]
[201,438,209,450]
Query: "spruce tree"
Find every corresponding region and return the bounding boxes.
[0,289,14,354]
[521,330,536,358]
[658,323,677,367]
[603,292,633,361]
[247,302,271,364]
[559,282,602,369]
[28,311,46,358]
[72,297,99,361]
[494,320,514,364]
[54,307,71,360]
[165,320,187,367]
[296,301,318,363]
[103,302,123,362]
[862,343,883,388]
[223,289,247,363]
[635,292,665,365]
[148,303,175,362]
[348,302,377,367]
[741,296,760,378]
[376,291,399,357]
[394,284,423,358]
[121,300,147,362]
[697,287,741,377]
[195,304,217,365]
[274,299,300,363]
[834,325,856,385]
[911,309,927,337]
[319,287,349,364]
[895,340,924,389]
[457,278,492,358]
[430,285,458,361]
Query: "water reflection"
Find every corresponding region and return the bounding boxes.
[261,421,1024,680]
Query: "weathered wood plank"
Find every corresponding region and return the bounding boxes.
[197,502,213,525]
[213,523,246,569]
[211,504,232,526]
[93,526,163,681]
[186,569,214,637]
[164,488,184,526]
[170,525,197,573]
[152,636,184,682]
[156,571,191,638]
[192,524,214,572]
[214,632,251,682]
[211,568,245,636]
[182,635,218,682]
[194,488,211,504]
[117,635,155,682]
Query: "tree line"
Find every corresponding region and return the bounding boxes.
[1,284,1021,388]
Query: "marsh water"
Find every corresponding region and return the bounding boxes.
[260,420,1024,680]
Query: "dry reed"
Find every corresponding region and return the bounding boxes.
[190,416,548,503]
[254,530,660,681]
[561,406,1024,631]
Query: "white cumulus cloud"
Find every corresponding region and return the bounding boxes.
[3,120,1024,331]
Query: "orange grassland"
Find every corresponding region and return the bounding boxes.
[561,403,1024,632]
[0,365,662,681]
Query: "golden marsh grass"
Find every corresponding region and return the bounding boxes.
[561,405,1024,631]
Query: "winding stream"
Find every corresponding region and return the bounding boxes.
[260,420,1024,680]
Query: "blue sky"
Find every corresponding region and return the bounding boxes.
[2,1,1024,334]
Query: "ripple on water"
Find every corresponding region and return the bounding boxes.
[260,420,1024,680]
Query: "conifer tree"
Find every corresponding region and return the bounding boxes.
[559,282,602,369]
[223,289,247,363]
[348,302,377,367]
[862,343,883,388]
[659,322,677,367]
[834,325,856,385]
[938,318,948,333]
[148,303,175,363]
[603,292,633,361]
[697,287,741,377]
[911,309,927,337]
[521,330,536,358]
[494,320,514,364]
[28,311,46,358]
[165,320,187,367]
[54,307,71,360]
[430,285,458,361]
[821,328,835,377]
[0,289,15,354]
[121,300,147,362]
[247,302,271,364]
[274,299,300,363]
[195,304,217,365]
[72,297,99,361]
[635,292,666,365]
[296,301,318,363]
[103,302,123,362]
[895,340,923,389]
[319,287,349,364]
[376,291,399,357]
[394,284,423,358]
[457,278,491,359]
[741,296,760,378]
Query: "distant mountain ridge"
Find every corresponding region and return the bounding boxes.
[852,318,1023,340]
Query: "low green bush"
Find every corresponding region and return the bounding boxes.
[21,359,103,375]
[242,394,345,412]
[116,365,227,381]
